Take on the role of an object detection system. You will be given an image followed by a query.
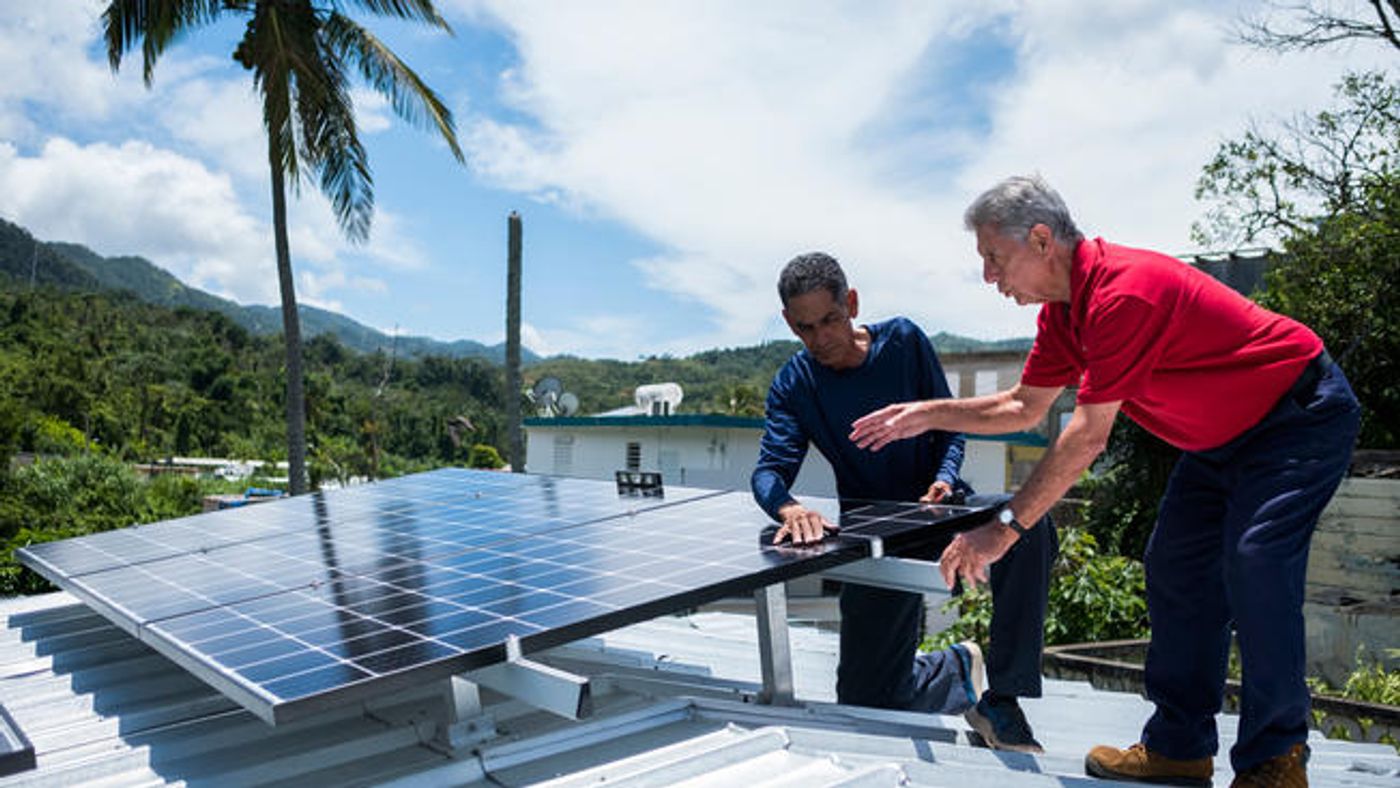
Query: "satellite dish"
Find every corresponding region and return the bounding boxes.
[531,377,563,416]
[531,377,579,417]
[558,392,579,417]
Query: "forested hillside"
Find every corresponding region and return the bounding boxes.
[0,283,509,476]
[0,217,532,364]
[0,280,803,471]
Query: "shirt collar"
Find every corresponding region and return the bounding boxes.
[1069,237,1102,326]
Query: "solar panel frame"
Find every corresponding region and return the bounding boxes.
[18,470,995,725]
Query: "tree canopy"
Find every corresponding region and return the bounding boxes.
[1196,71,1399,447]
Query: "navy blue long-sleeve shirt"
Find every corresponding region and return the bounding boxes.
[751,317,966,519]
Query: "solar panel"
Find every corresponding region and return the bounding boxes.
[18,469,991,724]
[837,500,986,557]
[21,470,725,633]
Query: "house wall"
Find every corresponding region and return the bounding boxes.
[524,423,1016,497]
[941,351,1026,400]
[1303,477,1400,685]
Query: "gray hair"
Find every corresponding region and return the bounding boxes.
[777,252,848,307]
[964,175,1083,246]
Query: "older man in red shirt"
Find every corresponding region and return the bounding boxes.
[850,175,1359,787]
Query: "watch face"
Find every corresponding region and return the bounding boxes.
[998,507,1013,525]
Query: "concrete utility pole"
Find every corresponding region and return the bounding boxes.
[505,212,525,472]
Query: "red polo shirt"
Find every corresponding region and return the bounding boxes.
[1021,238,1322,451]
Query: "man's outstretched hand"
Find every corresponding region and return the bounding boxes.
[938,519,1019,590]
[774,502,837,545]
[850,401,934,451]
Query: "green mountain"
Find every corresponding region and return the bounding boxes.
[0,226,100,291]
[0,217,534,364]
[0,216,1031,369]
[929,331,1033,354]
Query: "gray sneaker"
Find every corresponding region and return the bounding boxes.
[965,691,1044,754]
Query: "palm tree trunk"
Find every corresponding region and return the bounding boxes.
[269,149,308,495]
[505,211,524,473]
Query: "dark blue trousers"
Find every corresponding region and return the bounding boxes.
[1141,358,1359,773]
[837,492,1058,713]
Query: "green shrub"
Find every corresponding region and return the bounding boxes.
[1311,650,1400,706]
[0,454,146,594]
[929,526,1148,650]
[141,473,238,521]
[0,455,244,595]
[0,454,143,540]
[1343,660,1400,706]
[25,414,89,456]
[468,443,506,470]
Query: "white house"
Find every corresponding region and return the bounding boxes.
[522,412,1046,497]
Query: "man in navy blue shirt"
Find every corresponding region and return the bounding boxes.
[752,252,1057,752]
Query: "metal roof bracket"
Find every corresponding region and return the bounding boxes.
[754,584,796,706]
[434,674,497,751]
[463,636,594,722]
[820,556,951,598]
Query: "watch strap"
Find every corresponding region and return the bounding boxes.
[999,506,1030,537]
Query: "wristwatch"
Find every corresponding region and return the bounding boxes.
[996,505,1030,537]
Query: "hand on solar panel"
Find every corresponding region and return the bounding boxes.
[920,480,954,504]
[937,518,1018,590]
[848,400,936,451]
[773,502,838,545]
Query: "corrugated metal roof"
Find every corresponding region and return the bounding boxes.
[0,591,1395,786]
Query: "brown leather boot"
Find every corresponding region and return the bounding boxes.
[1230,743,1309,787]
[1084,742,1213,786]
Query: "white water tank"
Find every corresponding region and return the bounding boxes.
[635,383,683,416]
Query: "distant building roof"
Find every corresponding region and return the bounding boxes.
[525,413,766,428]
[1178,247,1278,296]
[524,415,1049,446]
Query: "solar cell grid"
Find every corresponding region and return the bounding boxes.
[22,470,726,635]
[19,469,993,724]
[20,468,721,584]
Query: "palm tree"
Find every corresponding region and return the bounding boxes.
[103,0,463,494]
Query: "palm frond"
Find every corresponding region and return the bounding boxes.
[340,0,451,31]
[236,2,302,186]
[323,12,464,162]
[305,90,375,243]
[294,45,374,242]
[102,0,224,84]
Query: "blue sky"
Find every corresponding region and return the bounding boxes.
[0,1,1391,358]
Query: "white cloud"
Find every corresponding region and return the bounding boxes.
[0,137,278,303]
[451,1,993,348]
[514,314,661,360]
[158,76,268,181]
[952,0,1392,258]
[300,268,388,312]
[0,1,126,140]
[0,137,420,316]
[0,1,443,322]
[519,322,550,356]
[0,0,229,144]
[351,88,393,134]
[452,0,1395,351]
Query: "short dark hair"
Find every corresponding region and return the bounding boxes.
[778,252,848,307]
